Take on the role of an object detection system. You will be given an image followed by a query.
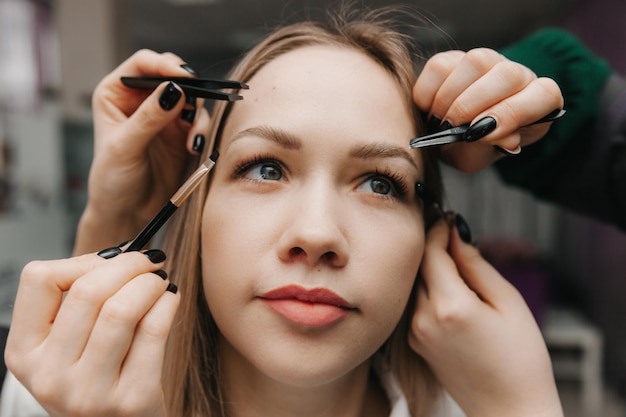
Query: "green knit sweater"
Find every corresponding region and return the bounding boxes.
[497,28,612,196]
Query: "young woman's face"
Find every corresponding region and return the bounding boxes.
[201,45,424,387]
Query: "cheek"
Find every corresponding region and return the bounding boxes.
[358,220,424,321]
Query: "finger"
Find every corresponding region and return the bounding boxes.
[408,279,430,355]
[120,287,180,390]
[439,131,522,173]
[447,225,520,307]
[186,106,211,155]
[419,218,468,299]
[44,251,165,365]
[93,50,192,116]
[470,77,564,147]
[413,50,465,115]
[431,48,507,123]
[80,271,170,381]
[110,81,186,158]
[97,50,190,94]
[439,77,562,172]
[441,58,536,125]
[6,254,107,354]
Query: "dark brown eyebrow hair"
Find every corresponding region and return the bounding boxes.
[230,126,301,150]
[230,125,420,172]
[349,142,419,172]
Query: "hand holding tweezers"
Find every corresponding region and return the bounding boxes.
[121,76,249,101]
[409,109,566,149]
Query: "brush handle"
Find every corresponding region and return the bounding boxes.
[125,201,178,252]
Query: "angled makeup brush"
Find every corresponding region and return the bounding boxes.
[124,150,219,252]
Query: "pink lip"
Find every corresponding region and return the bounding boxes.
[259,285,353,327]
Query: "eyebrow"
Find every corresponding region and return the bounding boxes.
[230,125,420,172]
[229,126,301,150]
[349,143,419,172]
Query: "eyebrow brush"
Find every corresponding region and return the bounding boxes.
[124,150,219,252]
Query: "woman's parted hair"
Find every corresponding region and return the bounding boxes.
[162,6,444,417]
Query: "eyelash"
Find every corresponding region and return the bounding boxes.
[233,153,281,179]
[368,167,410,199]
[232,153,410,199]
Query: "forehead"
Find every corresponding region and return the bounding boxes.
[223,45,417,148]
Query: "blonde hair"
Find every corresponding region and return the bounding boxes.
[162,6,443,417]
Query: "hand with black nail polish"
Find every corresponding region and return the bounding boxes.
[6,249,180,417]
[463,116,497,142]
[413,48,563,174]
[75,49,213,256]
[409,216,563,417]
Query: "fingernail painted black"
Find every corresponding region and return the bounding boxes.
[166,283,178,294]
[455,213,473,244]
[144,249,167,263]
[97,246,122,259]
[185,95,197,105]
[154,269,168,280]
[426,116,442,133]
[159,82,182,111]
[464,116,496,142]
[192,134,205,153]
[181,108,197,124]
[440,120,453,130]
[180,63,198,75]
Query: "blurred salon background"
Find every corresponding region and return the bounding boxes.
[0,0,625,415]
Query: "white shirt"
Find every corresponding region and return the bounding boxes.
[0,368,465,417]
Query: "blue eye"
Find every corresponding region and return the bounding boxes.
[254,163,282,180]
[358,169,408,199]
[235,157,284,181]
[364,176,392,195]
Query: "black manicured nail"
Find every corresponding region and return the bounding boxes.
[464,116,496,142]
[166,283,178,294]
[97,246,122,259]
[185,95,197,105]
[180,63,198,75]
[153,269,168,280]
[426,116,442,133]
[454,213,473,244]
[181,108,197,124]
[143,249,167,263]
[440,120,453,130]
[159,82,182,111]
[192,134,205,153]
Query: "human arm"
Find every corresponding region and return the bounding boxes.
[496,28,626,230]
[3,250,179,417]
[73,50,211,255]
[409,217,563,417]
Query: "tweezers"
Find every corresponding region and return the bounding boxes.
[409,109,566,149]
[120,76,250,101]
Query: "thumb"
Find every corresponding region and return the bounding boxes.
[118,81,186,155]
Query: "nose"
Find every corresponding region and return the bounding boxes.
[276,184,349,269]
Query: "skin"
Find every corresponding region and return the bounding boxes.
[71,49,563,256]
[4,43,565,417]
[414,48,563,172]
[201,45,424,417]
[74,50,212,255]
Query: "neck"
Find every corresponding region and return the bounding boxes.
[218,338,389,417]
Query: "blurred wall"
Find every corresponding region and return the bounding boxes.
[554,0,626,394]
